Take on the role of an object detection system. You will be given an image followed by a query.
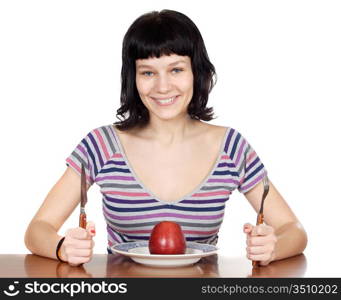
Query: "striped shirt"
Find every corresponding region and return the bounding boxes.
[66,124,267,253]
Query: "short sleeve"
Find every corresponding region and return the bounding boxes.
[65,132,96,187]
[236,133,267,194]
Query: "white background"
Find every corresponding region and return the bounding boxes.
[0,0,340,276]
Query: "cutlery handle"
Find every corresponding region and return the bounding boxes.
[79,213,87,229]
[252,213,264,268]
[77,213,87,267]
[256,213,264,226]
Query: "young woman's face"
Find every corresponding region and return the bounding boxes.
[135,54,194,120]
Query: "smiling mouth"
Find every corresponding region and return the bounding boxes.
[151,96,179,105]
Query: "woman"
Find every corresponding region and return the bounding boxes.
[25,10,307,267]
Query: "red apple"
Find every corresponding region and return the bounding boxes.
[149,221,186,254]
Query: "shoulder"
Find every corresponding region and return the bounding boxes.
[86,124,115,136]
[81,124,117,154]
[199,122,245,139]
[215,126,252,157]
[194,122,227,142]
[190,122,248,153]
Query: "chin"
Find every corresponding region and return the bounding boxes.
[154,110,187,119]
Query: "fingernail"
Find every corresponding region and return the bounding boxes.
[90,229,96,234]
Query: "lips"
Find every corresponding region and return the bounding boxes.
[151,95,179,106]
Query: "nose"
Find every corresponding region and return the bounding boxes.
[155,73,172,93]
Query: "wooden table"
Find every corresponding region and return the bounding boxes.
[0,254,307,278]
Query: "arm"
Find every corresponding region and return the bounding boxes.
[243,178,308,264]
[24,167,94,264]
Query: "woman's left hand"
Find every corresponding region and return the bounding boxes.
[243,223,278,266]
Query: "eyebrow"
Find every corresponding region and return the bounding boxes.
[137,60,187,69]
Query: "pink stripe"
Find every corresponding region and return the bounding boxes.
[94,128,110,161]
[66,158,92,184]
[104,190,150,197]
[192,190,230,197]
[112,153,123,158]
[222,154,231,160]
[247,151,256,163]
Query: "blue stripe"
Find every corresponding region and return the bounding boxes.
[82,138,98,177]
[186,236,216,241]
[230,132,241,160]
[122,235,149,241]
[245,156,260,173]
[224,128,234,153]
[213,170,239,176]
[103,202,225,212]
[181,198,228,204]
[88,132,105,168]
[244,164,264,183]
[105,160,126,166]
[218,162,236,168]
[100,167,131,174]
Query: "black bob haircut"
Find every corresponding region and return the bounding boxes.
[114,9,217,131]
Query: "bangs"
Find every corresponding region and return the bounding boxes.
[126,13,194,60]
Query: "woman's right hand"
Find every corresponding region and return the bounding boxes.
[60,221,96,266]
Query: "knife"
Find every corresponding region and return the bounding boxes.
[252,174,270,268]
[79,164,88,229]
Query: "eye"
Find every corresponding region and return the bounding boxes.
[172,68,183,73]
[141,71,154,76]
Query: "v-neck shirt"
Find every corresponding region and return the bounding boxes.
[66,124,267,252]
[113,126,230,204]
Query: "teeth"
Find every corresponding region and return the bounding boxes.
[155,97,176,104]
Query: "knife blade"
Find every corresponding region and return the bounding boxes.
[79,164,87,229]
[252,174,270,268]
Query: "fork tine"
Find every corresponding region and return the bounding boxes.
[259,174,269,214]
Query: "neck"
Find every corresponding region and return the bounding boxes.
[143,114,199,146]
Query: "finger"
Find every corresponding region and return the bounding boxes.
[259,260,272,267]
[86,221,96,236]
[68,248,93,258]
[74,239,94,249]
[68,256,91,266]
[243,223,254,233]
[251,224,274,236]
[67,228,88,239]
[246,246,267,255]
[247,253,272,262]
[65,239,93,250]
[246,235,269,246]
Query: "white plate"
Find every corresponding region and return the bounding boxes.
[111,241,218,268]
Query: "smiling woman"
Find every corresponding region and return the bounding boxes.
[24,9,307,268]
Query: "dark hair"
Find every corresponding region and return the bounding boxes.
[114,9,217,131]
